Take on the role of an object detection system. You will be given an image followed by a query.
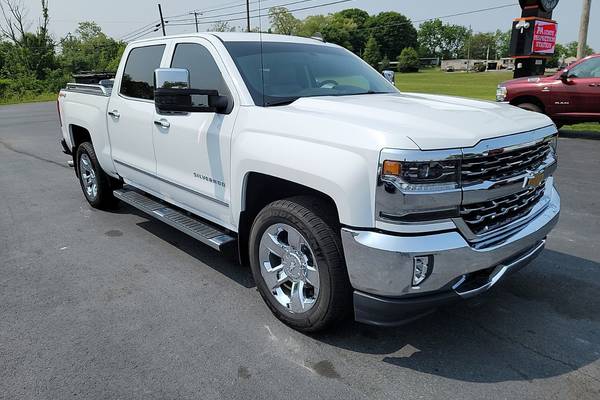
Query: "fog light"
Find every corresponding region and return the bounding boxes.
[413,256,433,286]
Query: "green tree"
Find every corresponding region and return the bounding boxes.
[397,47,419,72]
[363,35,381,69]
[209,21,236,32]
[59,22,125,73]
[334,8,370,55]
[322,14,357,51]
[0,0,55,80]
[466,32,498,60]
[296,14,329,38]
[380,55,390,71]
[367,12,417,61]
[269,6,300,35]
[564,41,594,58]
[495,29,511,59]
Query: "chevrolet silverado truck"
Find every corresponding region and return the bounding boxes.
[497,54,600,127]
[58,33,560,332]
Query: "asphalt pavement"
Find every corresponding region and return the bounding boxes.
[1,102,599,400]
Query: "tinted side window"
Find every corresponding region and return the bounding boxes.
[570,58,600,79]
[120,45,165,100]
[171,43,230,97]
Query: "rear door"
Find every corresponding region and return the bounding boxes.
[152,39,239,226]
[566,57,600,118]
[108,43,167,192]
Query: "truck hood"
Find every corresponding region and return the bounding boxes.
[287,93,554,150]
[501,75,556,86]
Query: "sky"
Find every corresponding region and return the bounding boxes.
[12,0,600,50]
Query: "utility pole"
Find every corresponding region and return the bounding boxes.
[466,25,472,73]
[577,0,592,59]
[246,0,251,32]
[191,11,200,33]
[158,4,166,36]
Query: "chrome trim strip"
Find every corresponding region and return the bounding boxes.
[65,83,111,97]
[113,159,229,207]
[462,125,557,158]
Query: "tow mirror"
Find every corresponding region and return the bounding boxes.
[154,68,228,114]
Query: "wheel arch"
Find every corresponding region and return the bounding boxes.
[237,172,341,266]
[510,95,546,113]
[69,124,93,152]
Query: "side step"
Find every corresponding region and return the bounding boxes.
[113,187,236,251]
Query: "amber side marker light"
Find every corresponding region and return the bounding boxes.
[382,160,401,177]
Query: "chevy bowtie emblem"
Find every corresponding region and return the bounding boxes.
[524,171,544,188]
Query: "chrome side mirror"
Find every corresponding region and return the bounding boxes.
[153,68,229,114]
[154,68,190,90]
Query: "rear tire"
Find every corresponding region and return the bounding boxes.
[516,102,543,114]
[249,196,352,332]
[76,142,120,209]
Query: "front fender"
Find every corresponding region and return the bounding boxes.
[232,131,378,228]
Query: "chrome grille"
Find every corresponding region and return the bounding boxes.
[462,141,551,184]
[460,182,546,235]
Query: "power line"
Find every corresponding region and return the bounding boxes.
[357,4,518,32]
[120,21,161,41]
[120,0,316,40]
[166,0,321,24]
[164,0,353,29]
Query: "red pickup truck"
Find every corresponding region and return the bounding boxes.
[497,54,600,127]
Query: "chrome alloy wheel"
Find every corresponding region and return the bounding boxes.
[79,154,98,200]
[258,223,320,314]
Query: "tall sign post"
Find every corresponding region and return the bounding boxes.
[510,0,560,78]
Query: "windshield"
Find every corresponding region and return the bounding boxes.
[223,41,397,106]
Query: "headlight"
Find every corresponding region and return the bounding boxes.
[381,159,460,191]
[496,85,507,102]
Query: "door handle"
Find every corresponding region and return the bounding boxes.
[154,119,170,128]
[108,110,120,118]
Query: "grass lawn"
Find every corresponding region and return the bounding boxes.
[395,69,600,133]
[395,68,512,101]
[0,92,56,106]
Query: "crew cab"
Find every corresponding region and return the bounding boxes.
[497,54,600,127]
[58,33,560,331]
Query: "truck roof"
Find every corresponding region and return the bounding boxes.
[129,32,335,46]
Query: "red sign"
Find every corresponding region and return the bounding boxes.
[532,20,557,54]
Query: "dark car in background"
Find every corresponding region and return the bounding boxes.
[497,54,600,127]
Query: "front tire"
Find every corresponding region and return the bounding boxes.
[76,142,120,209]
[249,196,352,332]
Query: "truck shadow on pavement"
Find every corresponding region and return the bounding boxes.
[114,204,599,384]
[115,204,255,289]
[312,249,600,383]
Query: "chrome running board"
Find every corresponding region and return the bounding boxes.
[114,186,235,251]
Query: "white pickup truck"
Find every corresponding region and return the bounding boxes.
[58,33,560,331]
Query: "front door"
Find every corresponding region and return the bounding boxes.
[565,57,600,118]
[152,40,238,227]
[109,44,166,192]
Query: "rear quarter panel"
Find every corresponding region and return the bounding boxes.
[59,91,116,175]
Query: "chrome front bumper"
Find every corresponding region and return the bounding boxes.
[341,185,560,300]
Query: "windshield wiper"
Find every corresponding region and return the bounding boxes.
[264,97,300,107]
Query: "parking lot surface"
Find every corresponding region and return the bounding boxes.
[1,102,599,399]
